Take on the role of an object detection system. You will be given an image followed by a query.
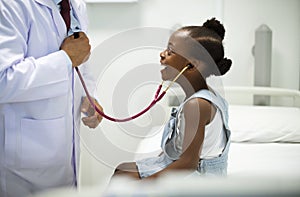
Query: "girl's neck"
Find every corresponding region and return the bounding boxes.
[179,77,208,98]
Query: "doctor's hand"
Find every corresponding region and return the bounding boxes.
[81,97,103,129]
[60,32,91,67]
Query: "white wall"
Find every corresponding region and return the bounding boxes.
[222,0,300,90]
[79,0,300,188]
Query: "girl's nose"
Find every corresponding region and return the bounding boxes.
[160,50,166,59]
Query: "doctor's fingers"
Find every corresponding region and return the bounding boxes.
[60,35,91,67]
[81,97,90,113]
[82,115,100,129]
[81,97,102,115]
[88,98,104,118]
[95,109,103,123]
[92,101,103,123]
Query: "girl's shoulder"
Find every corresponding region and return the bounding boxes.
[182,97,213,126]
[180,89,214,112]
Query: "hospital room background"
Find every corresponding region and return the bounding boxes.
[45,0,300,196]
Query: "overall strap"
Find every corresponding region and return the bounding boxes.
[177,89,230,131]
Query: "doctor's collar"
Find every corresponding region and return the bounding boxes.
[53,0,63,5]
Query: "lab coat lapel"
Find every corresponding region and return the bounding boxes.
[34,0,55,9]
[34,0,68,40]
[70,0,88,31]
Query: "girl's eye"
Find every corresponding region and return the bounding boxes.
[167,47,175,55]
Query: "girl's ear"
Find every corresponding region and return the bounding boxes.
[187,64,194,69]
[186,59,201,70]
[185,62,198,72]
[188,60,207,77]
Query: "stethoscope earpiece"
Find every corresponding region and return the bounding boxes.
[187,64,194,69]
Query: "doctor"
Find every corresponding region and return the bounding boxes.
[0,0,103,196]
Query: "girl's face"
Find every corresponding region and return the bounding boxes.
[159,32,190,81]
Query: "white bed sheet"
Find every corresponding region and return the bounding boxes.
[228,142,300,177]
[228,105,300,143]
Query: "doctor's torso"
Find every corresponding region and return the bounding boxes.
[0,0,88,195]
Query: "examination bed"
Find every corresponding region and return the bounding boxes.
[30,86,300,197]
[106,86,300,196]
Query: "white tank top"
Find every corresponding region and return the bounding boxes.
[200,107,226,159]
[178,105,226,159]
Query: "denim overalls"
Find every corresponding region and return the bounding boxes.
[136,89,231,178]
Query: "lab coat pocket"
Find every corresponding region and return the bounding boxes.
[20,117,67,169]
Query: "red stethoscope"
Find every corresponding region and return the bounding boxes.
[74,33,190,122]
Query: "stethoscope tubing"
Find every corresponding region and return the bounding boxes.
[73,32,188,122]
[76,66,166,122]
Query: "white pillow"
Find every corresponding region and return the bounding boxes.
[228,105,300,143]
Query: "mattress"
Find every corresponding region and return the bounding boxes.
[228,142,300,177]
[228,105,300,143]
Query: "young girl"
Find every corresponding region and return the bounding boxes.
[113,18,232,179]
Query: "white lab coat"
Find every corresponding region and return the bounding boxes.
[0,0,94,196]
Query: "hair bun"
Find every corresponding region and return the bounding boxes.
[217,58,232,75]
[203,17,225,40]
